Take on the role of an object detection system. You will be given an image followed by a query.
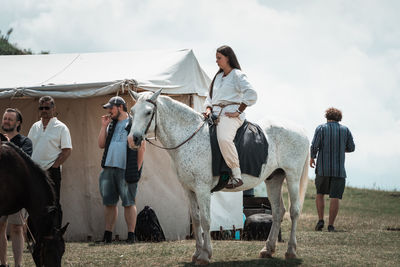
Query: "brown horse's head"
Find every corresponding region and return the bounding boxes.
[32,221,69,267]
[31,206,69,267]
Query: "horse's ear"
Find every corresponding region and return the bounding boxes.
[150,89,162,102]
[128,89,140,102]
[60,222,69,236]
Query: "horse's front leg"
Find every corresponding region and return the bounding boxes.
[186,190,203,263]
[194,188,212,265]
[260,176,285,258]
[31,240,41,267]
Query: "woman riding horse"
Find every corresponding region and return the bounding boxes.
[204,45,257,189]
[127,89,309,264]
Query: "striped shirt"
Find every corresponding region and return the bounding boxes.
[310,122,355,178]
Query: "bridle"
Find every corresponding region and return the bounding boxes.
[142,99,207,150]
[143,99,157,138]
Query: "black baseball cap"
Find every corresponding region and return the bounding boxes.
[103,96,126,109]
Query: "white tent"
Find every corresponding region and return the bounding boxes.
[0,49,243,241]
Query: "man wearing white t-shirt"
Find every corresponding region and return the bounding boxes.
[28,96,72,226]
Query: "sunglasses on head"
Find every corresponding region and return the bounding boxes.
[38,106,51,110]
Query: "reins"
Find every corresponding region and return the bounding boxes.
[20,209,59,264]
[20,211,36,254]
[143,99,207,150]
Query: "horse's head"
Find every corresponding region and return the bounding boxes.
[127,89,162,149]
[31,206,69,267]
[32,222,69,267]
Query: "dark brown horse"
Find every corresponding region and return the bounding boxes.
[0,140,68,267]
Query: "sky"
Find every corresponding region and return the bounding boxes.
[1,0,399,190]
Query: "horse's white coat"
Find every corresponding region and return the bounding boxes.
[128,90,309,263]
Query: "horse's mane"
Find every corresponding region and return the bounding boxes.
[138,91,202,118]
[157,95,203,121]
[2,141,57,204]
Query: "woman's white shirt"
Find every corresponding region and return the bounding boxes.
[204,69,257,120]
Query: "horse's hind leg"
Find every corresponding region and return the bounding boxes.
[186,190,203,263]
[285,171,301,259]
[260,175,285,258]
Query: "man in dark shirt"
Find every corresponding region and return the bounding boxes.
[310,107,355,232]
[97,96,145,244]
[0,108,32,267]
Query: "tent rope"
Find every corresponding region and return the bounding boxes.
[38,54,81,85]
[117,79,138,97]
[12,87,26,98]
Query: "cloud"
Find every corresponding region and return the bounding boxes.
[1,0,399,189]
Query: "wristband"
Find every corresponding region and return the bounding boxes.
[236,109,242,114]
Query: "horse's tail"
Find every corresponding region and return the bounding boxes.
[299,151,309,211]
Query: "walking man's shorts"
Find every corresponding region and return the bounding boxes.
[315,175,345,199]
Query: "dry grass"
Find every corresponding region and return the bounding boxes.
[7,181,400,266]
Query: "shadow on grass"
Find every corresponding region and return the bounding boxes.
[181,258,303,266]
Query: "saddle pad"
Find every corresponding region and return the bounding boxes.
[209,119,268,178]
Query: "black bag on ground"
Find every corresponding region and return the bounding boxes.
[243,213,283,242]
[135,206,166,242]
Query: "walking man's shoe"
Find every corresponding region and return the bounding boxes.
[315,219,324,231]
[328,225,336,232]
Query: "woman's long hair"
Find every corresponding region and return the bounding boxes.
[209,45,241,98]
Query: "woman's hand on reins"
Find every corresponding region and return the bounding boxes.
[202,108,212,119]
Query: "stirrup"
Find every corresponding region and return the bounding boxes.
[225,177,243,189]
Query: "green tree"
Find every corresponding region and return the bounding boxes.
[0,28,49,55]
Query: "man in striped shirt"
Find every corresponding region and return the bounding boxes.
[310,107,355,232]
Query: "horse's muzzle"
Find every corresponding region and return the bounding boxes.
[128,134,142,150]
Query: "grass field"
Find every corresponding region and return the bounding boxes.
[7,180,400,266]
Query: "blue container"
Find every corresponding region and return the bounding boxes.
[235,230,240,240]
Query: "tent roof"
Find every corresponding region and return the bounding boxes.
[0,49,210,98]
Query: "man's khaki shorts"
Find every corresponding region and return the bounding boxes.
[0,209,27,225]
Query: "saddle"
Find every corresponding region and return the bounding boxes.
[209,117,268,192]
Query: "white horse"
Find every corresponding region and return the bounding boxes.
[127,89,309,265]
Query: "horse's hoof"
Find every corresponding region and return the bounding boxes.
[259,247,274,258]
[191,255,198,263]
[195,259,210,265]
[259,250,273,258]
[285,252,297,259]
